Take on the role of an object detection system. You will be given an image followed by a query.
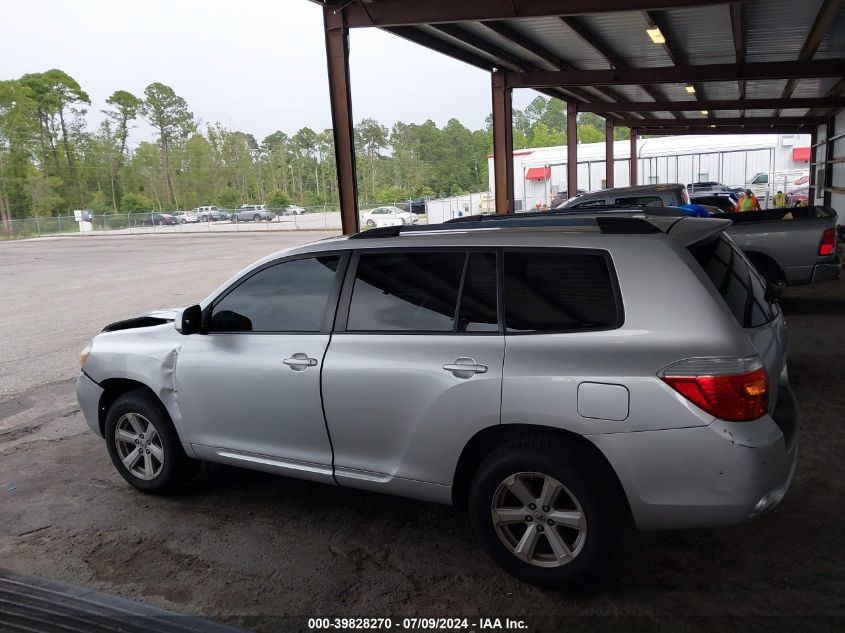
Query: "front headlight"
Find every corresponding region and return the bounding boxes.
[80,341,93,368]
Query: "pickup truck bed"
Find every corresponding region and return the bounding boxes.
[727,206,840,286]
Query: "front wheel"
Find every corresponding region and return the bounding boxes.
[366,219,376,227]
[469,434,618,589]
[104,389,198,494]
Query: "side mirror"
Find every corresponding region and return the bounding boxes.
[176,304,203,335]
[764,282,783,304]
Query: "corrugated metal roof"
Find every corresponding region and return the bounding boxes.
[458,22,558,71]
[660,5,735,65]
[744,0,826,63]
[816,8,845,59]
[745,79,789,99]
[502,17,609,70]
[364,0,843,127]
[577,11,672,68]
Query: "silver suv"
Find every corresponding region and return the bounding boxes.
[76,213,798,588]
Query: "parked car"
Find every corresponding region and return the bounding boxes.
[361,206,416,228]
[231,205,275,222]
[410,198,427,214]
[194,206,226,221]
[141,212,177,226]
[686,181,731,194]
[690,192,738,213]
[173,211,199,224]
[78,212,798,588]
[281,205,306,216]
[786,187,809,207]
[562,185,840,286]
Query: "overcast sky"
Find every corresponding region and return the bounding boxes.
[2,0,541,144]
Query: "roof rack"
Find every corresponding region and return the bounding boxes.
[348,214,665,239]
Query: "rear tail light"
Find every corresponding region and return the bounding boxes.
[819,227,836,256]
[659,356,768,422]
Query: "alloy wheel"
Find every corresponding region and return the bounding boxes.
[491,472,587,568]
[114,413,165,481]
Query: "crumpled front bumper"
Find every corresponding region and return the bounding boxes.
[76,372,104,437]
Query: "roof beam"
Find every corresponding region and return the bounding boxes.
[479,20,644,118]
[578,97,845,112]
[617,116,826,127]
[560,16,685,119]
[336,0,733,28]
[776,0,844,116]
[385,25,589,103]
[634,125,821,135]
[426,23,598,105]
[642,9,708,110]
[729,2,746,115]
[506,59,845,87]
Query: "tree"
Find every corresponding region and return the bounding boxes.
[120,191,152,211]
[267,190,290,207]
[0,79,37,231]
[139,83,194,206]
[104,90,140,163]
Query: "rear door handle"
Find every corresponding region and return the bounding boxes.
[283,353,318,371]
[443,357,488,377]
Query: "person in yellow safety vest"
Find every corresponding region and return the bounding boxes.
[774,190,787,207]
[738,189,762,212]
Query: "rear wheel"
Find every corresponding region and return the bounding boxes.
[469,434,618,589]
[253,214,261,222]
[232,214,239,223]
[104,389,198,494]
[366,219,375,227]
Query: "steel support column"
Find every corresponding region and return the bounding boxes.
[809,128,818,204]
[605,118,615,189]
[324,5,359,234]
[492,71,514,214]
[630,129,638,186]
[567,103,578,198]
[824,115,836,207]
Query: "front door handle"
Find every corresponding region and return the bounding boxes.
[283,353,318,371]
[443,357,488,378]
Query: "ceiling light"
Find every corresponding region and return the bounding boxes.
[646,26,665,44]
[685,85,696,94]
[700,110,709,115]
[710,124,717,128]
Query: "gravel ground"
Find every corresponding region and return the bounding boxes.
[0,235,843,631]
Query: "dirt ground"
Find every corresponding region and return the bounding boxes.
[1,235,843,631]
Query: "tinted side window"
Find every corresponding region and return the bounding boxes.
[689,236,773,328]
[457,252,498,332]
[347,252,464,331]
[576,199,607,208]
[503,251,619,332]
[210,256,340,332]
[616,195,663,206]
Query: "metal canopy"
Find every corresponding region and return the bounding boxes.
[313,0,845,232]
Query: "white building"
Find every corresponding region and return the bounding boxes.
[487,133,812,211]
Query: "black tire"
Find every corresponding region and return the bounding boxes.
[232,215,239,223]
[366,219,375,227]
[748,256,784,287]
[253,214,261,222]
[104,389,198,494]
[468,434,618,589]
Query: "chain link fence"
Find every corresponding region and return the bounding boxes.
[1,202,429,240]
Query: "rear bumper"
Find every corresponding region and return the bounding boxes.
[588,392,798,531]
[811,257,841,284]
[76,372,104,437]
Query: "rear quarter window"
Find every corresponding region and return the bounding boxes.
[688,236,775,328]
[503,250,621,332]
